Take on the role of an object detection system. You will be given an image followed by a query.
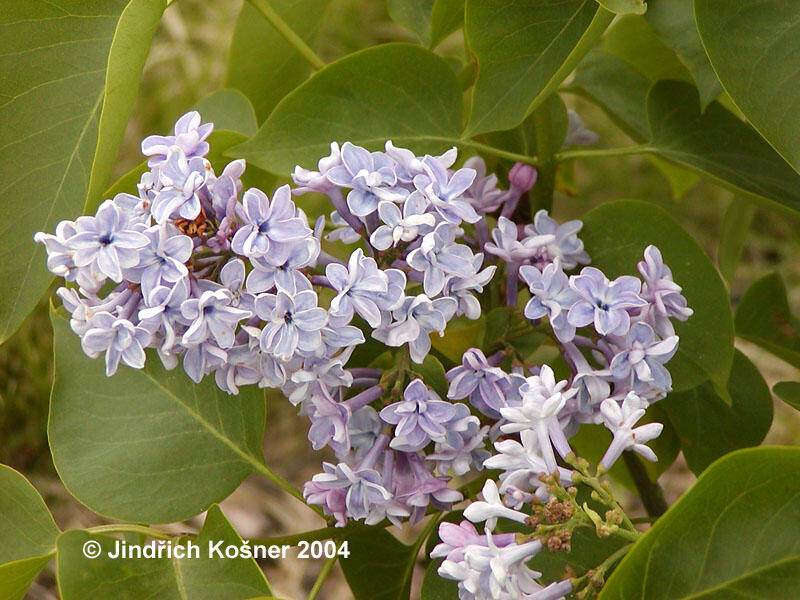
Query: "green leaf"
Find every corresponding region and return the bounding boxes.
[49,310,267,523]
[662,350,772,475]
[596,0,646,14]
[431,316,484,365]
[0,465,60,600]
[464,0,612,136]
[421,560,459,599]
[735,272,800,369]
[581,199,734,393]
[599,446,800,599]
[645,0,720,107]
[231,43,463,176]
[193,89,258,137]
[86,0,167,211]
[412,355,449,398]
[646,80,800,213]
[530,527,627,582]
[773,381,800,412]
[484,93,569,157]
[0,0,146,342]
[695,0,800,173]
[57,506,272,599]
[388,0,434,45]
[717,197,755,283]
[225,0,330,123]
[430,0,465,49]
[340,529,416,600]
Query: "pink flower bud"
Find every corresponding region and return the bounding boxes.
[508,162,537,191]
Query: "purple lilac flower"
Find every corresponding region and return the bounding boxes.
[637,245,693,336]
[563,109,599,148]
[141,110,212,167]
[370,194,436,250]
[327,248,404,327]
[524,209,590,269]
[446,348,511,418]
[407,223,477,296]
[306,393,351,455]
[292,142,342,194]
[384,141,457,183]
[127,225,193,297]
[151,148,211,223]
[519,259,580,342]
[325,211,361,244]
[443,256,496,320]
[610,322,678,395]
[68,200,149,283]
[303,461,392,526]
[600,393,663,469]
[326,142,407,217]
[181,289,250,349]
[568,267,648,336]
[348,406,382,460]
[231,185,310,259]
[373,295,457,363]
[462,157,505,214]
[484,216,552,263]
[380,379,456,452]
[34,220,79,281]
[463,479,528,529]
[246,237,319,294]
[255,290,328,361]
[81,313,151,376]
[431,520,516,563]
[414,156,480,224]
[427,402,489,475]
[139,278,191,359]
[391,451,463,523]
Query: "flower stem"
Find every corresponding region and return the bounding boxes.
[556,145,654,162]
[531,102,557,214]
[622,452,668,518]
[247,0,326,71]
[307,555,338,600]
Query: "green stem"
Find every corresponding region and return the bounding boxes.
[613,528,641,543]
[531,102,557,213]
[307,555,337,600]
[457,139,539,166]
[248,522,376,547]
[247,0,326,71]
[556,145,654,162]
[622,452,668,518]
[86,524,179,541]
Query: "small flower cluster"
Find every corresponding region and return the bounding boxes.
[435,234,692,598]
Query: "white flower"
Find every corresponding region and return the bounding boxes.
[600,392,663,468]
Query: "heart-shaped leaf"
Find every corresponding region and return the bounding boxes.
[49,309,267,523]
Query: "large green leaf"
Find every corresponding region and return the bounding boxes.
[49,310,267,523]
[581,200,734,393]
[57,506,272,599]
[645,0,720,107]
[717,197,755,283]
[773,381,800,412]
[194,89,258,137]
[484,93,569,158]
[421,560,459,599]
[225,0,330,123]
[646,80,800,213]
[0,465,60,600]
[662,350,772,475]
[596,0,646,14]
[388,0,434,45]
[735,272,800,369]
[464,0,612,136]
[231,43,463,176]
[599,446,800,599]
[0,0,158,343]
[430,0,466,49]
[85,0,166,209]
[340,529,416,600]
[695,0,800,173]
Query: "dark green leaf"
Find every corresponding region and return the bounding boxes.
[57,506,272,599]
[464,0,612,136]
[599,446,800,599]
[484,94,569,157]
[340,529,416,600]
[663,350,772,474]
[530,527,627,582]
[773,381,800,412]
[717,197,755,283]
[194,89,259,137]
[0,0,146,342]
[0,465,59,600]
[581,199,734,393]
[645,0,720,107]
[49,310,267,523]
[412,355,449,398]
[388,0,434,45]
[86,0,167,210]
[231,44,463,176]
[695,0,800,173]
[735,272,800,369]
[225,0,330,123]
[646,80,800,213]
[421,560,459,599]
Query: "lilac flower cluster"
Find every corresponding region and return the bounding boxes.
[437,235,692,598]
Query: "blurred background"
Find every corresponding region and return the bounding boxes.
[2,1,799,597]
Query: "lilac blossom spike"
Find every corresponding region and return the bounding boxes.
[380,379,456,452]
[568,267,648,336]
[141,110,212,167]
